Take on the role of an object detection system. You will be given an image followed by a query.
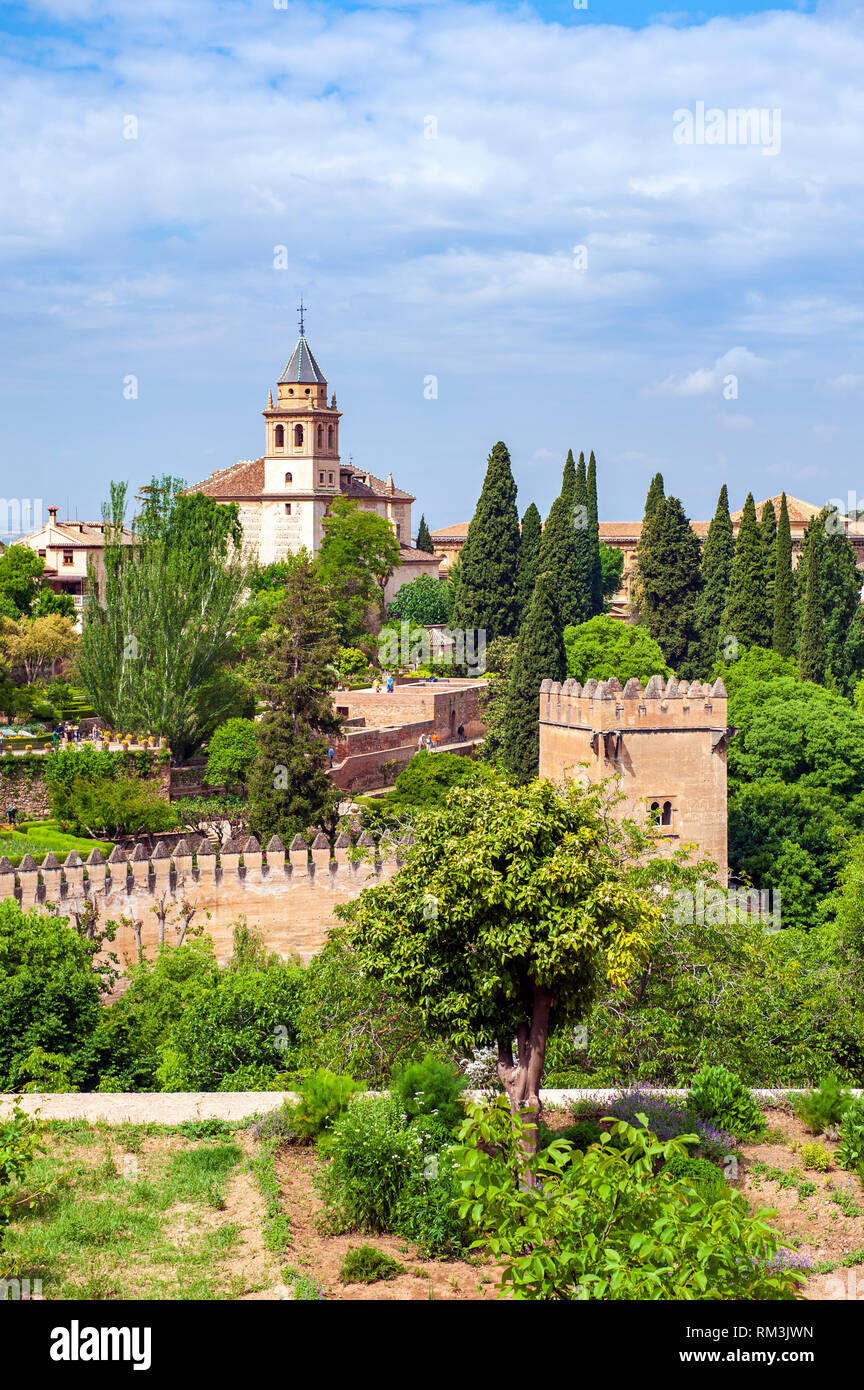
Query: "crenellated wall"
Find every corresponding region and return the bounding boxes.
[0,831,403,967]
[538,674,732,879]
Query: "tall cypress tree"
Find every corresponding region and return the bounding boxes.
[772,492,795,659]
[515,502,542,619]
[538,457,590,628]
[798,521,826,684]
[640,496,702,675]
[586,450,603,616]
[451,441,521,641]
[692,484,734,675]
[760,499,778,621]
[818,507,862,692]
[572,451,593,625]
[415,514,433,553]
[633,473,665,619]
[719,493,770,654]
[501,570,566,782]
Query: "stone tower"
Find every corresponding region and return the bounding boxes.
[259,322,343,561]
[538,674,732,880]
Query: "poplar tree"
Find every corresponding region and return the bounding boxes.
[415,515,433,553]
[538,456,589,628]
[798,522,826,684]
[639,496,702,675]
[760,499,778,621]
[692,484,734,675]
[515,502,543,619]
[772,493,795,659]
[586,450,603,616]
[501,570,566,782]
[719,493,770,654]
[451,441,521,641]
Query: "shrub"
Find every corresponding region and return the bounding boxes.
[319,1094,412,1233]
[795,1076,853,1134]
[286,1069,364,1147]
[605,1087,734,1161]
[339,1245,403,1285]
[538,1120,602,1155]
[0,1106,44,1241]
[689,1065,766,1141]
[394,1144,470,1259]
[660,1153,728,1203]
[799,1142,831,1172]
[454,1100,806,1301]
[391,1054,467,1133]
[837,1095,864,1175]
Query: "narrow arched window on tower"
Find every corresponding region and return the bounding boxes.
[328,425,334,449]
[317,424,323,448]
[662,801,673,826]
[294,424,304,447]
[284,472,292,484]
[274,424,284,448]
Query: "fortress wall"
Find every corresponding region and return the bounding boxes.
[0,834,402,969]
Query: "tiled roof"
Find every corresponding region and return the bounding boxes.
[397,544,441,564]
[730,495,825,526]
[430,522,470,539]
[278,335,327,385]
[186,458,266,498]
[20,521,134,546]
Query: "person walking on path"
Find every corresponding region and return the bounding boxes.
[386,674,394,694]
[328,747,335,768]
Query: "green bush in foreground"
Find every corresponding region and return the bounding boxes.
[339,1245,403,1285]
[285,1069,364,1148]
[391,1053,467,1133]
[837,1095,864,1176]
[689,1064,766,1141]
[319,1095,413,1234]
[453,1100,804,1301]
[795,1076,853,1135]
[799,1142,831,1173]
[660,1153,728,1203]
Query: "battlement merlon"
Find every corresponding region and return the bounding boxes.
[539,675,729,735]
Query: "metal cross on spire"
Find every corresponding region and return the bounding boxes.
[298,297,307,336]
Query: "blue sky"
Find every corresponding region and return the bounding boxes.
[1,0,863,536]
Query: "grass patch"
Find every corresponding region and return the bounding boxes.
[1,1130,247,1300]
[0,820,113,867]
[339,1244,403,1285]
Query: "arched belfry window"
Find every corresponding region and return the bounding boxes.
[284,471,292,484]
[317,424,323,448]
[328,424,334,449]
[294,424,304,447]
[274,424,284,448]
[661,801,673,826]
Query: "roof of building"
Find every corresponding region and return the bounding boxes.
[278,334,327,385]
[730,495,824,526]
[186,457,414,504]
[430,522,470,540]
[397,543,441,565]
[19,520,135,547]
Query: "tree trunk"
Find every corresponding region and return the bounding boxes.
[496,982,553,1186]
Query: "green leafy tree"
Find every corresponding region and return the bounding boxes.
[77,479,249,758]
[501,571,566,782]
[476,635,518,767]
[773,493,795,659]
[0,613,79,682]
[387,573,452,626]
[451,442,521,640]
[720,493,771,654]
[820,508,864,693]
[563,614,671,686]
[337,776,657,1159]
[32,588,77,621]
[318,497,401,644]
[598,541,624,604]
[798,520,826,684]
[204,717,259,789]
[0,898,104,1090]
[515,503,542,619]
[246,555,341,844]
[692,485,734,674]
[0,545,45,616]
[415,515,433,553]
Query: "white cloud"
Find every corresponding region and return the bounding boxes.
[646,347,770,398]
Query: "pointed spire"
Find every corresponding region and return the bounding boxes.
[267,388,273,409]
